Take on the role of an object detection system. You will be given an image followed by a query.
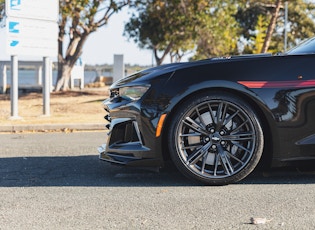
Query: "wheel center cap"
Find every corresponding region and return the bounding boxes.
[211,133,221,143]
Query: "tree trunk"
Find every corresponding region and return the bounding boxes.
[154,41,174,65]
[261,0,282,53]
[154,49,167,66]
[55,63,73,91]
[55,33,88,91]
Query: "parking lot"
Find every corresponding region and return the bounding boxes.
[1,132,315,229]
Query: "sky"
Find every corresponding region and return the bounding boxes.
[81,8,157,66]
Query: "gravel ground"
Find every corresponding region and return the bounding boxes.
[0,87,109,127]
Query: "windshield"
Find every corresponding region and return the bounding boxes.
[286,37,315,55]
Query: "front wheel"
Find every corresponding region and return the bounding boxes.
[168,92,264,185]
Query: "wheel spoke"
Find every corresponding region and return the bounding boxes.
[216,102,223,125]
[222,110,239,127]
[180,132,202,137]
[226,151,245,165]
[195,107,207,128]
[230,119,249,134]
[217,102,228,127]
[183,117,209,136]
[181,143,203,150]
[213,153,219,176]
[201,152,208,174]
[222,132,254,141]
[207,103,216,125]
[218,148,234,175]
[186,142,211,165]
[221,103,228,123]
[231,142,252,153]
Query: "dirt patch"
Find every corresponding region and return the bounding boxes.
[0,87,109,126]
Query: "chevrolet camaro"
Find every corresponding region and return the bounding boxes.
[98,37,315,185]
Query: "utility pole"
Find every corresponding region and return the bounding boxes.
[284,1,288,51]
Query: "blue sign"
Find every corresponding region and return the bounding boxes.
[9,21,19,33]
[10,40,19,47]
[5,16,58,56]
[8,21,20,47]
[10,0,21,10]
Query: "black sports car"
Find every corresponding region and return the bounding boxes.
[98,37,315,185]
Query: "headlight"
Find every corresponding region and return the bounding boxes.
[119,86,150,101]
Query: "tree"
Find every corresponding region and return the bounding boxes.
[242,14,268,54]
[236,0,315,54]
[285,1,315,49]
[0,0,4,22]
[192,1,240,60]
[56,0,131,91]
[253,15,268,54]
[125,0,315,64]
[124,0,212,65]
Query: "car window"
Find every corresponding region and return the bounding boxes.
[286,37,315,55]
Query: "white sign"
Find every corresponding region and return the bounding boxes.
[5,0,58,22]
[6,17,58,57]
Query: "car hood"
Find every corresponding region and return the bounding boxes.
[110,63,185,88]
[110,53,274,88]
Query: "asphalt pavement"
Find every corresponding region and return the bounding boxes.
[1,132,315,229]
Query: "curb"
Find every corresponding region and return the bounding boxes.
[0,123,105,133]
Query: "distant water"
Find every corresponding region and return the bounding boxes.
[3,70,109,86]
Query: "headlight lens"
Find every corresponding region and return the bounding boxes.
[119,86,150,101]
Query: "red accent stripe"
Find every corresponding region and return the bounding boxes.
[238,80,315,88]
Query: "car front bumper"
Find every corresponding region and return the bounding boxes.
[98,98,165,168]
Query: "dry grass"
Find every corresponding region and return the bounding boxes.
[0,87,109,126]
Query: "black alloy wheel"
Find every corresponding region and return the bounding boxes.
[168,92,264,185]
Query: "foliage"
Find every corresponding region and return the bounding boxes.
[124,0,212,65]
[285,1,315,47]
[192,1,240,60]
[253,15,268,53]
[243,14,268,54]
[125,0,315,63]
[236,0,315,53]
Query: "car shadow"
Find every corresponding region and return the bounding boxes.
[0,156,314,187]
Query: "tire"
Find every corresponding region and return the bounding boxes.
[168,91,264,185]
